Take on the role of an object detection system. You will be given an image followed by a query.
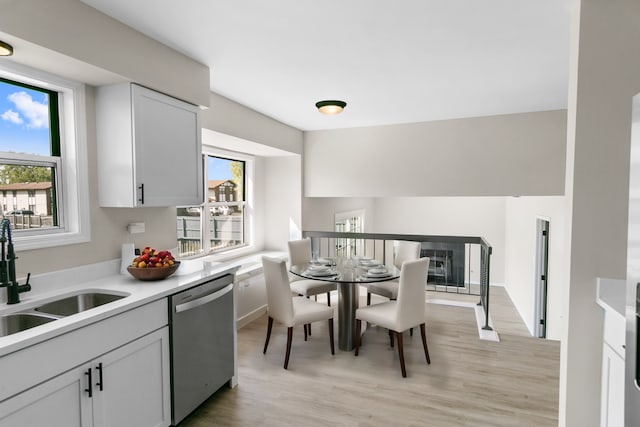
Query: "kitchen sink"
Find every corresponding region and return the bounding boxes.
[0,313,57,337]
[34,292,128,316]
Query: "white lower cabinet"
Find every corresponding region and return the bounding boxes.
[0,327,170,427]
[601,342,625,427]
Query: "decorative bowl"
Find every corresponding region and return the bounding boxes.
[127,261,180,281]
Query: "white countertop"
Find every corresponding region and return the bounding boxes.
[596,277,626,317]
[0,250,285,357]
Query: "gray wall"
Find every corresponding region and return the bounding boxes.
[560,1,640,424]
[304,110,567,197]
[0,0,210,106]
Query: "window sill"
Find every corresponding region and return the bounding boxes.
[12,229,91,251]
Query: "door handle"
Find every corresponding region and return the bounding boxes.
[138,183,145,204]
[96,362,104,391]
[84,368,92,397]
[175,283,233,313]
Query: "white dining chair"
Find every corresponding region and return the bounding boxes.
[364,240,422,305]
[354,257,431,377]
[288,238,337,307]
[261,256,335,369]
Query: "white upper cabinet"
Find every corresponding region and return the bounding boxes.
[96,83,203,207]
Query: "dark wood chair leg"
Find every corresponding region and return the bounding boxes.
[304,323,308,341]
[308,322,312,336]
[327,291,331,306]
[263,316,273,354]
[420,323,431,364]
[328,319,335,355]
[396,331,407,378]
[354,319,362,356]
[410,328,413,337]
[367,292,371,306]
[284,327,293,369]
[389,329,394,348]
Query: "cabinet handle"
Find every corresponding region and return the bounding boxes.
[138,183,144,204]
[84,368,92,397]
[96,362,104,391]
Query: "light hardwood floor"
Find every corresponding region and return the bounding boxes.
[180,287,560,426]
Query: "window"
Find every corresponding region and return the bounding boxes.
[0,62,89,250]
[177,152,249,256]
[335,209,365,257]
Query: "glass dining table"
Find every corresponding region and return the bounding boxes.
[289,258,400,351]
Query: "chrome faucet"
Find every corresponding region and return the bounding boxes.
[0,219,31,304]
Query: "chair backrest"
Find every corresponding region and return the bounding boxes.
[288,238,313,266]
[394,241,422,270]
[262,256,295,325]
[395,257,430,330]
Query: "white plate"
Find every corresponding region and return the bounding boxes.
[308,265,329,271]
[315,258,332,264]
[368,268,387,274]
[366,272,392,279]
[360,259,382,266]
[307,269,338,277]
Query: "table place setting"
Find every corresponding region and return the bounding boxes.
[362,267,393,279]
[304,264,339,278]
[310,257,334,267]
[358,258,384,269]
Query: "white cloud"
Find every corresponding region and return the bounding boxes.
[6,91,48,129]
[1,109,23,125]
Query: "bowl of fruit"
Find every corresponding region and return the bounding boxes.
[127,247,180,281]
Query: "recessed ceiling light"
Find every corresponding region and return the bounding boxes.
[315,100,346,115]
[0,40,13,57]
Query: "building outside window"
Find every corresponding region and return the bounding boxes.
[0,77,59,230]
[177,153,248,256]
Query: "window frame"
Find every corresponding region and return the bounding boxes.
[177,146,254,258]
[0,62,90,250]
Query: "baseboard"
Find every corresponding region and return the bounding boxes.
[237,305,267,329]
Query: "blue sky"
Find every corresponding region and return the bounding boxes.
[0,80,51,156]
[208,156,233,180]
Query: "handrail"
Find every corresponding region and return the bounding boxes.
[302,230,493,330]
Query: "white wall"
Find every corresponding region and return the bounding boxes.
[303,197,377,232]
[504,196,566,341]
[264,156,302,251]
[304,110,567,197]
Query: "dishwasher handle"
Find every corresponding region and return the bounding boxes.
[175,283,233,314]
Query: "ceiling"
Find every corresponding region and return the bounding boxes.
[81,0,572,132]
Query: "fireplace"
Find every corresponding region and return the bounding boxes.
[420,241,465,286]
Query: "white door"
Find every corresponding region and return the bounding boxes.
[92,327,171,427]
[0,364,92,427]
[534,218,550,338]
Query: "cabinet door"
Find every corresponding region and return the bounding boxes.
[132,84,203,207]
[601,343,625,427]
[0,364,92,427]
[92,327,170,427]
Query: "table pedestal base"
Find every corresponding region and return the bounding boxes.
[338,282,359,351]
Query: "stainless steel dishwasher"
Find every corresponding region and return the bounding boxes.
[169,274,234,426]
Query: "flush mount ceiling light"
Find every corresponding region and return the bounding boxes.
[0,40,13,57]
[315,100,347,115]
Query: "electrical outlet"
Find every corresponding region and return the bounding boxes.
[127,222,145,234]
